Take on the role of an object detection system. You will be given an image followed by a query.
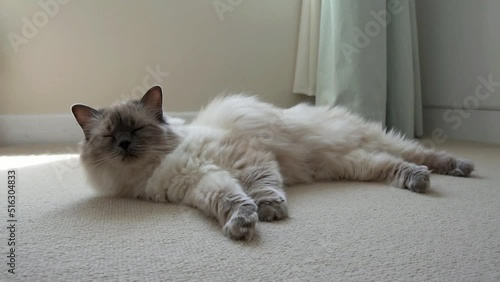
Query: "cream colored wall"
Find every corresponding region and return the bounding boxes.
[416,0,500,144]
[0,0,305,115]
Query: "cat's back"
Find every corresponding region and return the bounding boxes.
[191,94,281,130]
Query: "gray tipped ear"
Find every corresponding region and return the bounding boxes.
[71,104,100,139]
[141,86,164,122]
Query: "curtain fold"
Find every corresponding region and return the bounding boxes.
[293,0,321,96]
[385,0,423,137]
[316,0,388,124]
[295,0,423,138]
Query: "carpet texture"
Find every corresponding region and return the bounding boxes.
[1,141,499,281]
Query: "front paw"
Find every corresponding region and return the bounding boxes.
[256,196,288,221]
[223,204,258,240]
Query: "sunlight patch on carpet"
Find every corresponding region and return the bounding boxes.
[0,154,79,170]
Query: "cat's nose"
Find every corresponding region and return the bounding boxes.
[118,140,131,150]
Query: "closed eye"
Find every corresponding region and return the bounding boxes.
[132,126,145,133]
[102,134,115,139]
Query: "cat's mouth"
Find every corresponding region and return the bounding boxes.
[120,151,140,162]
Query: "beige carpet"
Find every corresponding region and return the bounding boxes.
[1,141,499,281]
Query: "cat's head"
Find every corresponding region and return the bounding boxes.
[71,86,178,170]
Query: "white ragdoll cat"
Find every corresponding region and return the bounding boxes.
[72,86,474,240]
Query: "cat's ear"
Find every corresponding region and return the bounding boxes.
[71,104,100,139]
[141,86,164,122]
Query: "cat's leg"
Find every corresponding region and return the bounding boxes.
[183,168,258,240]
[314,149,431,193]
[360,124,474,177]
[238,162,288,222]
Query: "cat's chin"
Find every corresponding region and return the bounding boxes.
[118,153,144,165]
[121,152,138,160]
[117,152,163,168]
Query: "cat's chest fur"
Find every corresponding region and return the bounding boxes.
[83,155,160,198]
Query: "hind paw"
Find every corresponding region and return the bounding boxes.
[406,166,431,193]
[427,152,474,177]
[393,165,430,193]
[447,159,474,177]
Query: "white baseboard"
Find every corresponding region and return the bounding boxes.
[423,108,500,144]
[0,112,198,146]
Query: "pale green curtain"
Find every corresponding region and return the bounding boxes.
[315,0,423,137]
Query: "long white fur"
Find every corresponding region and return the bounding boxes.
[81,94,473,240]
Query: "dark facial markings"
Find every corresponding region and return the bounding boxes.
[81,95,175,166]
